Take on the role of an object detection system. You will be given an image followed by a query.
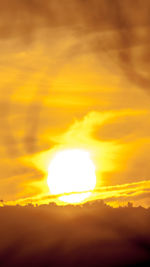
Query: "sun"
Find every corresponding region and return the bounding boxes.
[47,149,96,204]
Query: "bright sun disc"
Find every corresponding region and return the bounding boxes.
[47,149,96,203]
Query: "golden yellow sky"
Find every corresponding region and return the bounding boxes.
[0,0,150,207]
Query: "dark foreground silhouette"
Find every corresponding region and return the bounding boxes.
[0,201,150,267]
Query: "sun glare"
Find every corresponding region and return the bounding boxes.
[47,149,96,204]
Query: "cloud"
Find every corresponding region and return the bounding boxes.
[92,110,150,142]
[0,0,150,89]
[1,106,149,205]
[0,0,150,161]
[60,109,146,142]
[94,180,150,207]
[4,177,150,208]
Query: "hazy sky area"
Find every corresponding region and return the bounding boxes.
[0,0,150,207]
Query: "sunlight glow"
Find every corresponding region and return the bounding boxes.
[47,149,96,203]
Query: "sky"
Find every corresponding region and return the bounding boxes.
[0,0,150,207]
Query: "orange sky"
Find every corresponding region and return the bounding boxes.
[0,0,150,207]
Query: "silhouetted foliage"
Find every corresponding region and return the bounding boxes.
[0,203,150,267]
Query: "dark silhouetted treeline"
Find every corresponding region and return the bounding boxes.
[0,201,150,266]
